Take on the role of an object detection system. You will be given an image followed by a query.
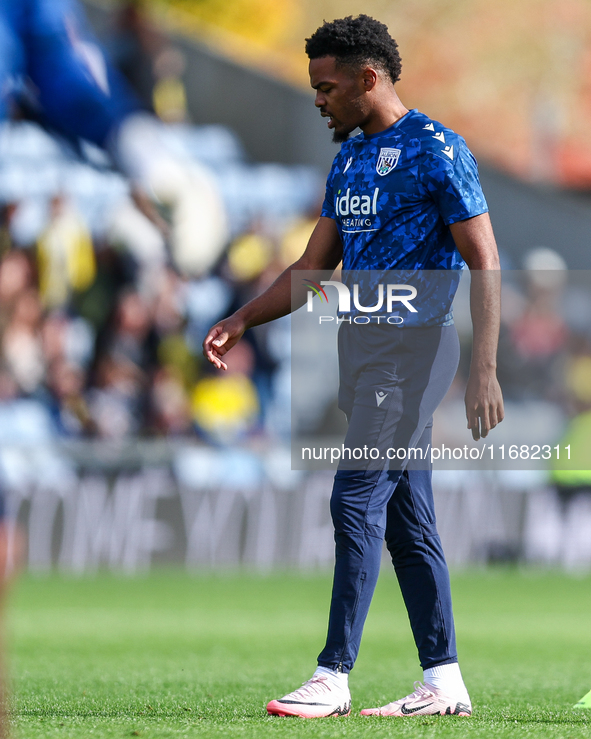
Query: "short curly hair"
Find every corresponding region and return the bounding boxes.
[305,15,402,85]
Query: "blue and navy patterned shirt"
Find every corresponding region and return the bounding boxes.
[321,109,488,326]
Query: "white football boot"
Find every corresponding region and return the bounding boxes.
[267,675,351,718]
[360,681,471,717]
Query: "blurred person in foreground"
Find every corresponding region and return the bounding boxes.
[0,0,228,279]
[204,16,504,720]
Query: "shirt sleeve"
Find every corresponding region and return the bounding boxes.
[422,137,488,225]
[320,161,337,219]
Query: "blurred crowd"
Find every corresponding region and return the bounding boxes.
[0,0,322,447]
[497,251,591,484]
[0,122,320,445]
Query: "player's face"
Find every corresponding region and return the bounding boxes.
[309,56,369,143]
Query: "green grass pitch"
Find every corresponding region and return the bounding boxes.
[8,568,591,738]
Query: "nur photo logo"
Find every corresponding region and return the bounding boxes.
[304,278,418,324]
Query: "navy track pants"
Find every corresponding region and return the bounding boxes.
[317,322,460,672]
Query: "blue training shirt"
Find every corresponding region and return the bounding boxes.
[321,109,488,326]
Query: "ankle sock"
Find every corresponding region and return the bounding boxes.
[314,666,349,689]
[423,663,470,703]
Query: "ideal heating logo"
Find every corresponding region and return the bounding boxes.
[335,187,380,216]
[304,279,418,325]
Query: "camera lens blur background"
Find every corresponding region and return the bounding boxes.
[2,2,591,736]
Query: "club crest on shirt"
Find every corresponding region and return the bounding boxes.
[376,147,401,176]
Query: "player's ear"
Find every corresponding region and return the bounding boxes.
[361,67,378,92]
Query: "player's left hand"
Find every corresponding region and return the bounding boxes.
[464,369,504,441]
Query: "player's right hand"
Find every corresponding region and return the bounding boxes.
[202,314,247,370]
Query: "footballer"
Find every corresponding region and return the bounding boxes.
[204,15,504,718]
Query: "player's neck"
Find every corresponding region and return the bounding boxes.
[361,91,409,136]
